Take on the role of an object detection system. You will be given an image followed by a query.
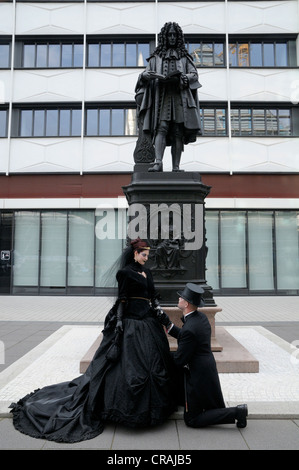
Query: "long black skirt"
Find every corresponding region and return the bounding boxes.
[10,315,176,443]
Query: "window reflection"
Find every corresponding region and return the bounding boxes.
[87,41,150,67]
[22,42,83,68]
[229,40,289,67]
[250,43,262,67]
[231,107,291,136]
[206,210,299,293]
[0,110,8,137]
[85,107,137,136]
[200,107,227,136]
[36,44,47,68]
[19,108,82,137]
[20,110,33,137]
[188,41,224,67]
[263,43,274,66]
[0,43,10,68]
[276,43,287,66]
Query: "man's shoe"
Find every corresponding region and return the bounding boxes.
[148,162,163,172]
[236,404,248,428]
[172,167,184,172]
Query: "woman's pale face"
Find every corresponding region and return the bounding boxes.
[134,249,149,265]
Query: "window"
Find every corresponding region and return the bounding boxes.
[231,107,292,136]
[87,40,150,67]
[0,109,8,138]
[18,107,82,137]
[12,209,125,295]
[186,40,225,67]
[229,39,295,67]
[85,107,137,136]
[0,42,10,68]
[206,210,299,294]
[200,106,227,135]
[19,41,83,68]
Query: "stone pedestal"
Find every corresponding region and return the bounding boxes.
[122,171,215,306]
[79,298,259,375]
[164,306,223,352]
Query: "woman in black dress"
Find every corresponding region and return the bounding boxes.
[10,238,176,443]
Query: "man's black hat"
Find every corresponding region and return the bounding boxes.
[177,283,205,308]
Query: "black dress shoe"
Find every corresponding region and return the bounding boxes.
[148,162,163,172]
[236,404,248,428]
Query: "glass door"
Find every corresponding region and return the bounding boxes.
[0,212,13,294]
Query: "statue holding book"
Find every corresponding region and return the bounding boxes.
[135,22,202,172]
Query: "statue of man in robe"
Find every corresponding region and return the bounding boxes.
[135,22,202,172]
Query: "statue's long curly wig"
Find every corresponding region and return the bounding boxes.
[152,22,190,59]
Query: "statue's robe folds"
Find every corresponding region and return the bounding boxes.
[135,52,202,147]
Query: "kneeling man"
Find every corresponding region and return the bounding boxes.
[161,283,248,428]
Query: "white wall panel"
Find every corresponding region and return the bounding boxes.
[229,69,299,102]
[231,137,299,172]
[0,140,9,173]
[13,70,83,103]
[85,69,137,102]
[83,137,135,172]
[228,1,299,34]
[15,3,85,35]
[0,4,13,35]
[182,138,230,172]
[9,138,82,173]
[0,71,11,103]
[198,69,227,102]
[83,137,231,173]
[158,2,226,34]
[86,3,156,35]
[6,134,299,174]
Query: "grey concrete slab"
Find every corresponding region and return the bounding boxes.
[176,420,249,450]
[238,419,299,450]
[0,417,45,450]
[112,421,180,450]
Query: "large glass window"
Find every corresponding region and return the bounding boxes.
[40,211,67,288]
[200,106,227,136]
[0,43,10,68]
[68,211,94,287]
[248,212,274,290]
[186,40,225,67]
[21,41,83,68]
[206,210,299,294]
[8,209,299,295]
[87,40,150,67]
[13,211,40,287]
[229,39,293,67]
[95,208,126,287]
[231,107,292,136]
[85,107,137,136]
[18,107,82,137]
[220,211,247,288]
[12,209,125,294]
[205,212,219,290]
[275,212,299,290]
[0,109,8,138]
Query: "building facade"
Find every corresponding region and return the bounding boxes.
[0,0,299,297]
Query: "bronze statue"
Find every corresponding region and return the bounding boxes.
[135,22,202,172]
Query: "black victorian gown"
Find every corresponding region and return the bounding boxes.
[10,261,176,443]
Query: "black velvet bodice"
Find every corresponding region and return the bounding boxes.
[116,261,156,301]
